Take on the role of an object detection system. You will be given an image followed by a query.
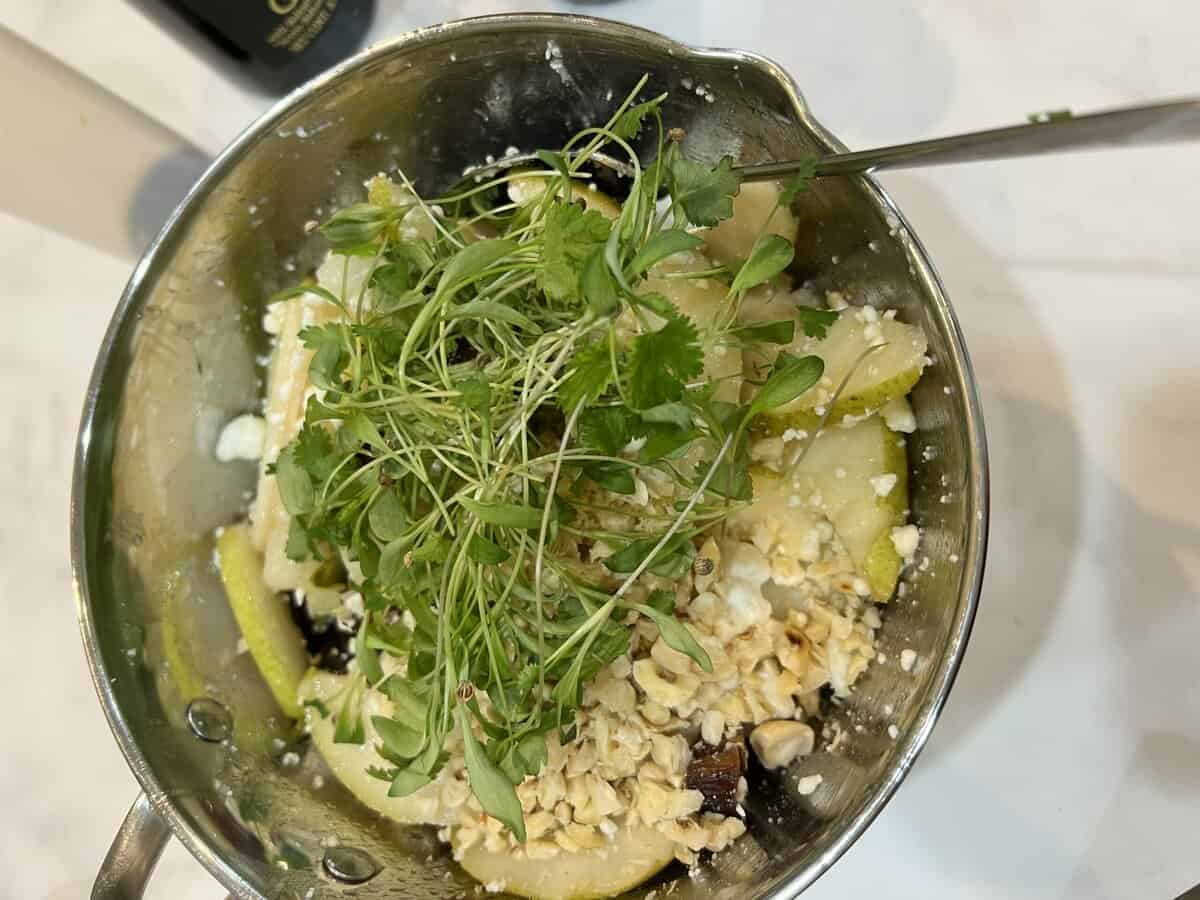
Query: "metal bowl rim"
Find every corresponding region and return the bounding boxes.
[71,12,989,898]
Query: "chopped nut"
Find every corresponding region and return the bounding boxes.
[749,720,815,769]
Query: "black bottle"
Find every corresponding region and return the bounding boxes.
[132,0,376,95]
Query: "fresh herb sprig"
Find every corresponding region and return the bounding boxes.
[270,77,821,839]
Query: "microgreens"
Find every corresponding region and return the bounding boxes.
[273,78,822,838]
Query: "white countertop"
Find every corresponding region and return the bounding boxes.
[3,2,1198,898]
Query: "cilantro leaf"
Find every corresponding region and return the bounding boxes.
[274,446,314,515]
[300,323,347,390]
[796,307,838,339]
[627,315,703,410]
[779,156,819,206]
[559,340,614,414]
[668,155,742,227]
[293,423,338,481]
[541,202,611,302]
[581,247,620,316]
[578,405,637,456]
[582,460,636,495]
[613,94,666,140]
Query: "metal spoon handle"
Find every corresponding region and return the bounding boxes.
[737,97,1200,181]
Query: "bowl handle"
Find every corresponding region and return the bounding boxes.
[92,793,171,900]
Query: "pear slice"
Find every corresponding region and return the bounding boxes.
[757,310,926,432]
[740,415,908,600]
[700,181,798,267]
[216,524,309,717]
[299,669,454,825]
[790,415,909,600]
[459,823,676,900]
[507,170,621,220]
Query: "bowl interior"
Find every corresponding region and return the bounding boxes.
[75,15,985,899]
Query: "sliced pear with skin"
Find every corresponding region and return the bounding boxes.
[299,668,455,825]
[740,415,908,600]
[459,822,676,900]
[790,414,908,600]
[756,310,927,433]
[216,524,309,717]
[507,170,621,220]
[640,251,742,403]
[701,181,798,267]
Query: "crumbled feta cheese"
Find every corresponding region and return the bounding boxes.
[826,291,848,310]
[869,473,897,497]
[880,397,917,434]
[342,591,365,617]
[280,751,301,767]
[890,525,920,558]
[888,724,900,740]
[900,649,917,672]
[781,427,809,443]
[215,414,266,462]
[796,774,823,795]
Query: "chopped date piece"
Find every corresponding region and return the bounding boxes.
[686,740,747,816]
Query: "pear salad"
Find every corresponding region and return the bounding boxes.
[211,81,929,899]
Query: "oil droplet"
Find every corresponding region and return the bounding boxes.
[322,846,380,885]
[185,697,232,743]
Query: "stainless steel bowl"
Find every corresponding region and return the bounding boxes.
[74,13,988,899]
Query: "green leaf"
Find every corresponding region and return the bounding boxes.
[382,677,430,731]
[627,229,704,278]
[582,460,636,495]
[640,402,693,430]
[459,497,544,529]
[603,533,693,577]
[454,376,492,412]
[613,94,665,140]
[795,307,838,339]
[541,202,611,302]
[300,323,347,390]
[632,604,712,673]
[388,767,433,798]
[449,299,542,333]
[668,155,742,227]
[274,447,314,515]
[778,156,819,206]
[334,681,365,744]
[578,405,637,456]
[746,352,825,420]
[638,423,700,462]
[369,490,407,542]
[516,732,548,776]
[285,517,310,562]
[437,238,517,298]
[293,423,338,481]
[631,292,680,320]
[373,716,425,759]
[646,589,675,616]
[370,260,413,299]
[378,538,407,587]
[357,627,384,684]
[559,340,614,414]
[320,202,387,249]
[627,315,703,410]
[459,709,526,842]
[535,149,570,176]
[730,234,794,296]
[581,247,619,316]
[466,533,511,565]
[731,319,796,345]
[346,410,388,451]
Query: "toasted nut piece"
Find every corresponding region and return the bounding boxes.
[749,720,815,768]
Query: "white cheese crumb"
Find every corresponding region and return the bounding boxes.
[888,724,900,740]
[312,775,325,789]
[826,290,848,310]
[890,524,920,558]
[880,396,917,433]
[796,774,823,795]
[342,591,365,617]
[485,880,508,893]
[869,473,898,497]
[900,649,917,672]
[949,553,960,563]
[781,427,808,443]
[215,414,266,462]
[280,751,301,767]
[834,467,846,479]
